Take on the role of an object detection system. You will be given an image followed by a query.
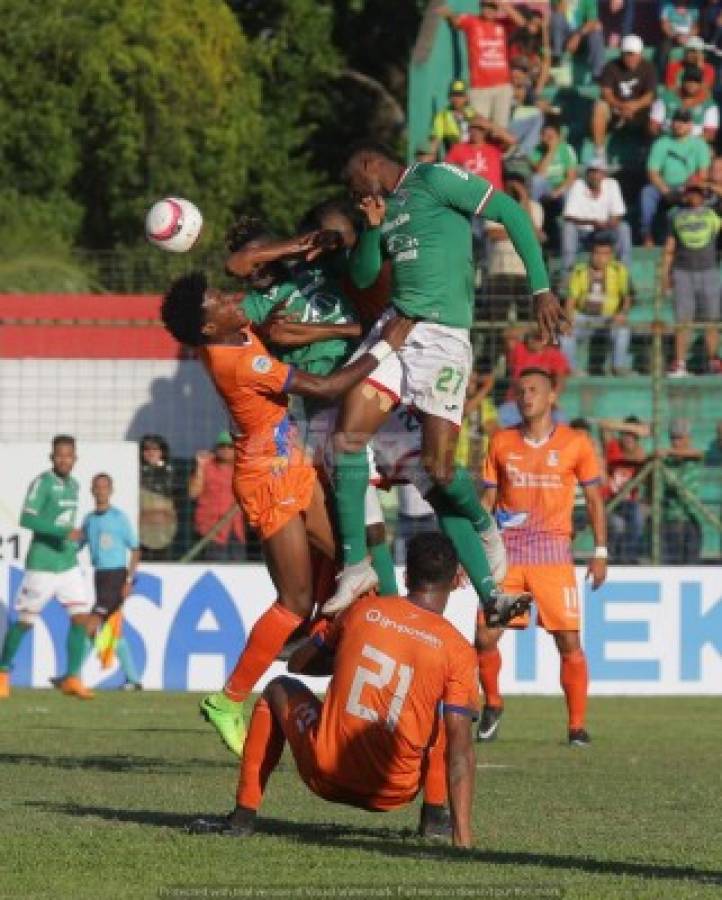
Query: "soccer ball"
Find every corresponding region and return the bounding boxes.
[145,197,203,253]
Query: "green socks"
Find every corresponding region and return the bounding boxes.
[0,622,30,671]
[429,467,493,533]
[334,450,370,565]
[116,637,140,685]
[369,541,398,596]
[431,495,495,603]
[66,622,90,677]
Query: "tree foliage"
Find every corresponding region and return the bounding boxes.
[0,0,424,288]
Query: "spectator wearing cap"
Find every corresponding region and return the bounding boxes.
[600,416,650,563]
[660,0,700,75]
[508,60,545,158]
[430,80,476,157]
[530,120,578,210]
[561,234,633,375]
[188,430,247,562]
[661,177,722,376]
[561,157,631,273]
[445,115,516,188]
[591,35,657,158]
[483,172,545,322]
[641,108,711,245]
[439,0,525,127]
[549,0,605,77]
[665,35,715,89]
[658,419,703,564]
[651,64,719,142]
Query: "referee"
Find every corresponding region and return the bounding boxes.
[80,473,141,686]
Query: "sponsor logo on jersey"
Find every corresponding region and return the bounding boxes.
[504,462,563,489]
[547,450,559,467]
[381,212,411,233]
[251,355,272,374]
[365,607,443,648]
[497,510,529,529]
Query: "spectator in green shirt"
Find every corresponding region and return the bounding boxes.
[640,108,711,245]
[550,0,605,77]
[530,121,578,237]
[659,418,703,563]
[430,80,476,157]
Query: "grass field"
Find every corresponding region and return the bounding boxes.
[1,691,721,900]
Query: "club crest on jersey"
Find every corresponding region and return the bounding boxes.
[547,450,559,467]
[251,355,272,374]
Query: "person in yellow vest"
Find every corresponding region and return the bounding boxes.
[430,80,477,157]
[560,234,634,375]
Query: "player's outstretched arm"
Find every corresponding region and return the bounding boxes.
[287,315,413,403]
[583,482,608,590]
[348,198,385,289]
[256,318,362,349]
[444,709,475,849]
[225,232,322,279]
[483,191,569,344]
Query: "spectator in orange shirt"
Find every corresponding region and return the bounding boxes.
[188,430,247,562]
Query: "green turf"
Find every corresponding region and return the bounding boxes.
[1,691,721,899]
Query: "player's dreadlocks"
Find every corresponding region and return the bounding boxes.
[161,271,208,347]
[406,532,459,592]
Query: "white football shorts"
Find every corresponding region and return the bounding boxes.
[14,566,92,624]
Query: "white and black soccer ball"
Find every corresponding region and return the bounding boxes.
[145,197,203,253]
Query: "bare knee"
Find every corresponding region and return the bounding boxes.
[333,430,368,455]
[475,623,502,651]
[554,631,581,655]
[422,454,455,486]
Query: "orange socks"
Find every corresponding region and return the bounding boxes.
[560,649,589,730]
[477,648,503,709]
[422,724,448,806]
[236,697,285,810]
[224,602,303,702]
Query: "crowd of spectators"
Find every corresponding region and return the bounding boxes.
[428,0,722,380]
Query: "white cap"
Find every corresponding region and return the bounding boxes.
[621,34,643,54]
[586,156,608,171]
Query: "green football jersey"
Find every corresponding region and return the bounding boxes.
[378,162,492,329]
[20,470,79,573]
[241,261,359,376]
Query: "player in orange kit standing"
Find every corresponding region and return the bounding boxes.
[160,272,413,756]
[477,368,607,746]
[189,532,479,847]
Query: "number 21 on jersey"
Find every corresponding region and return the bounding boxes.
[345,643,414,733]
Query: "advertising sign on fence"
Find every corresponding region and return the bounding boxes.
[1,563,720,695]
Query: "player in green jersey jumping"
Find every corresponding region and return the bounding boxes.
[325,144,569,612]
[0,435,96,700]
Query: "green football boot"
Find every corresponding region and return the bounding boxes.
[200,693,246,756]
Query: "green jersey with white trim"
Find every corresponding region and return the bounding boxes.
[380,162,492,328]
[242,261,359,377]
[20,470,79,573]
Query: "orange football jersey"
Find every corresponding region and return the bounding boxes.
[313,595,479,810]
[199,332,293,474]
[483,424,601,564]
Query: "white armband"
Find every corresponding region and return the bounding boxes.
[367,340,394,364]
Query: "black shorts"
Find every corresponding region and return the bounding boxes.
[92,568,128,619]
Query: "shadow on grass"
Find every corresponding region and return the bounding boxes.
[31,802,722,888]
[1,753,232,774]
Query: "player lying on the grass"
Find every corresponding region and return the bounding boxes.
[189,533,478,848]
[226,207,527,622]
[325,144,569,615]
[0,435,99,700]
[476,368,607,747]
[160,272,414,755]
